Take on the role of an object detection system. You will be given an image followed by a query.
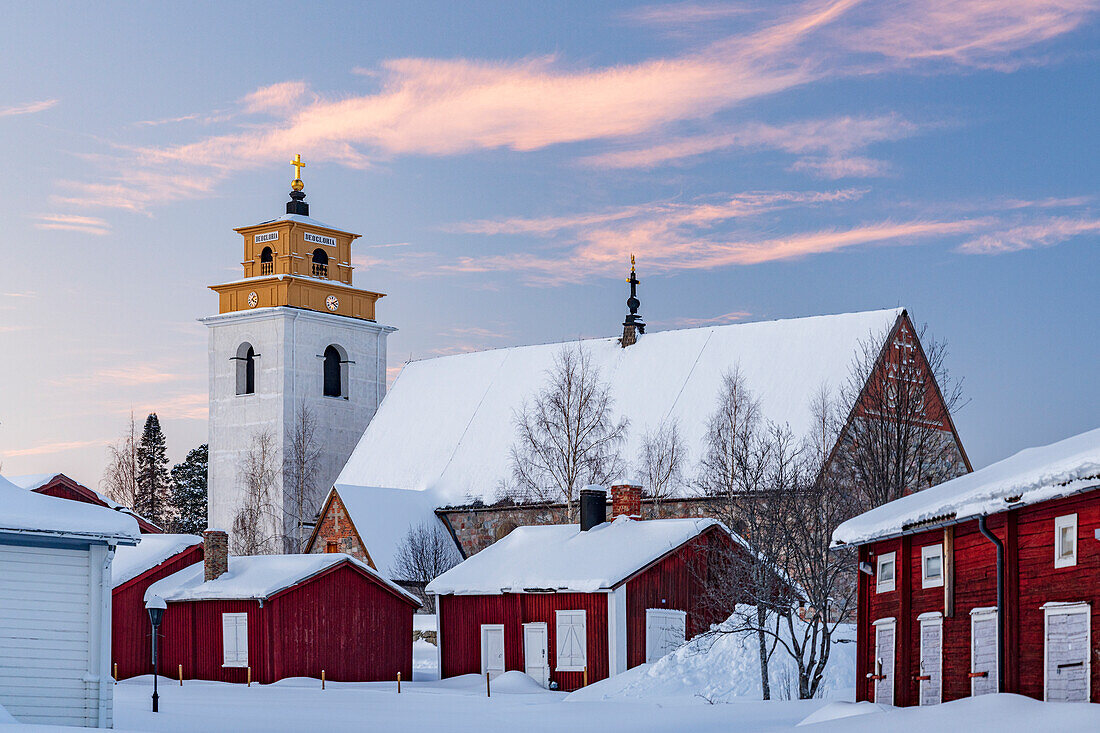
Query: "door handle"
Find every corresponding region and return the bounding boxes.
[1057,661,1084,670]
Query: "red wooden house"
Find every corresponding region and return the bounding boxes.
[426,486,764,691]
[144,530,420,684]
[833,427,1100,706]
[111,534,204,679]
[6,473,162,533]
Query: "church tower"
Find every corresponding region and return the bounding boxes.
[201,157,395,554]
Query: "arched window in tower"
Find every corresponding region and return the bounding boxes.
[235,342,256,395]
[323,344,348,398]
[311,248,329,279]
[259,247,274,276]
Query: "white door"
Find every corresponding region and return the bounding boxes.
[645,609,687,663]
[970,609,998,696]
[1044,604,1091,702]
[918,616,943,705]
[873,620,896,705]
[523,623,549,687]
[480,625,505,678]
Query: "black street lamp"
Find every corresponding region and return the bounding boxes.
[145,595,166,713]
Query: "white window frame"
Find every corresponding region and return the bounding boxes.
[555,609,587,672]
[221,612,249,668]
[1042,602,1091,702]
[876,552,896,593]
[1054,514,1078,568]
[921,544,944,589]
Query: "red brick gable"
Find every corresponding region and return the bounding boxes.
[304,490,377,569]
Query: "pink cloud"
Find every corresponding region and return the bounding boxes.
[0,99,58,117]
[241,81,310,114]
[125,392,208,421]
[958,216,1100,254]
[3,439,100,458]
[32,214,111,236]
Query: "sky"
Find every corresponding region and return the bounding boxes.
[0,0,1097,486]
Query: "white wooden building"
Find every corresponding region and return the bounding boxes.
[0,475,139,727]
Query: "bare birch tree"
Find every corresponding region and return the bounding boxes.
[639,419,687,516]
[283,402,323,553]
[101,411,139,507]
[509,344,628,520]
[393,521,461,613]
[832,322,967,508]
[232,428,280,555]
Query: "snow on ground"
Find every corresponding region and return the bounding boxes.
[412,614,439,681]
[569,607,856,704]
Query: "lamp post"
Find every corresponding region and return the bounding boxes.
[145,595,166,713]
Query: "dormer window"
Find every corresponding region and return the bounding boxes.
[311,248,329,279]
[260,247,274,276]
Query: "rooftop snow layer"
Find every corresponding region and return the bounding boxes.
[833,427,1100,546]
[338,309,904,506]
[145,553,421,605]
[0,474,139,542]
[426,516,722,595]
[327,483,441,579]
[6,472,126,510]
[112,534,202,588]
[251,212,346,231]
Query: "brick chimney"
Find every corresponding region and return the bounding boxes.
[203,529,229,581]
[611,484,643,520]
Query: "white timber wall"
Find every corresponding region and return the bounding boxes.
[203,306,395,550]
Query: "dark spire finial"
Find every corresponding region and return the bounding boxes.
[286,153,309,216]
[621,254,645,347]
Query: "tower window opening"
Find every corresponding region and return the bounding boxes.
[323,344,348,398]
[235,343,256,395]
[260,246,274,276]
[311,248,329,279]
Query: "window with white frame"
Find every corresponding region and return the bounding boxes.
[877,552,896,593]
[222,612,249,667]
[921,544,944,588]
[1054,514,1078,568]
[555,610,586,671]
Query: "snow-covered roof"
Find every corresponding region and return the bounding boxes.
[426,516,724,595]
[833,427,1100,546]
[0,474,139,543]
[338,309,904,507]
[325,483,442,579]
[248,212,348,232]
[145,553,420,605]
[111,534,202,588]
[6,472,126,510]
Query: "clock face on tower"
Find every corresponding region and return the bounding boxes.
[247,291,258,308]
[326,295,339,311]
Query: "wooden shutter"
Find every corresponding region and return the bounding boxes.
[555,610,586,671]
[222,613,248,667]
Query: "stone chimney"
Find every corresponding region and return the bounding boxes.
[203,529,229,581]
[620,255,645,348]
[579,486,608,531]
[611,484,643,520]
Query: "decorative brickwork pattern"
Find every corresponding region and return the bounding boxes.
[306,492,376,569]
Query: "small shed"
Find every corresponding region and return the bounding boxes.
[0,475,139,727]
[110,533,203,679]
[6,472,163,533]
[145,530,420,684]
[426,486,761,691]
[833,427,1100,706]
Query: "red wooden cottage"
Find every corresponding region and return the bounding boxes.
[6,473,163,533]
[426,486,764,691]
[144,530,420,684]
[833,427,1100,706]
[111,534,204,679]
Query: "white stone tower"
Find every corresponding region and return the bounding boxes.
[201,157,395,553]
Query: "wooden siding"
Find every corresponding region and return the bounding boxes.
[111,544,204,679]
[857,487,1100,705]
[155,561,415,684]
[438,592,608,691]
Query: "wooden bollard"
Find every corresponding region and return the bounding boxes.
[178,664,183,686]
[583,666,588,688]
[321,669,326,690]
[247,666,252,687]
[486,671,491,698]
[397,671,401,694]
[113,662,117,684]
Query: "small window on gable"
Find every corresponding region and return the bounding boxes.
[235,342,256,395]
[1054,514,1078,568]
[921,544,944,588]
[325,541,339,554]
[221,612,248,667]
[877,552,896,593]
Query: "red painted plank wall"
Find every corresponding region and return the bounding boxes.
[438,592,608,691]
[111,545,204,679]
[857,487,1100,705]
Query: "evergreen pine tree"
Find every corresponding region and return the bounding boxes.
[169,444,208,534]
[135,413,171,528]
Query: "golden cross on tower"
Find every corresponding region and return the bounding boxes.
[290,153,306,191]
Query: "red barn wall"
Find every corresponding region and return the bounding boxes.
[111,544,204,679]
[857,487,1100,705]
[438,592,608,691]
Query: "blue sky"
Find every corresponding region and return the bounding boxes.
[0,0,1097,484]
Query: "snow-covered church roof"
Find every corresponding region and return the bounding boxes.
[426,516,725,595]
[338,308,905,507]
[833,427,1100,546]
